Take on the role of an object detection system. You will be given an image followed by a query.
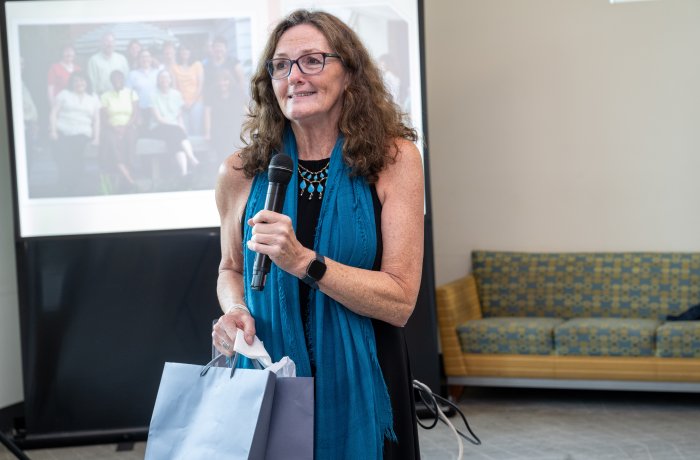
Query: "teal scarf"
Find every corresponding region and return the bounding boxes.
[242,129,395,459]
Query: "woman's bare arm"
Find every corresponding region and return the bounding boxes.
[212,152,256,352]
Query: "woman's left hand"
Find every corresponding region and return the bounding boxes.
[246,210,309,278]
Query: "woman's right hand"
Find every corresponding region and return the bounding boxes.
[211,307,256,357]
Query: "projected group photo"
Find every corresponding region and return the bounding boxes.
[19,17,252,198]
[5,0,421,237]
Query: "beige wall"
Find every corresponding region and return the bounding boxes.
[425,0,700,285]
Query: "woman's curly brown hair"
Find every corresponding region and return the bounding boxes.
[238,9,417,182]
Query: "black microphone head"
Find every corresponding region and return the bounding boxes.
[268,153,294,185]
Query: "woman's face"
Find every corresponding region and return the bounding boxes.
[62,47,75,63]
[163,45,175,62]
[139,51,153,69]
[128,41,141,58]
[212,42,227,63]
[179,47,191,63]
[217,74,231,92]
[111,72,125,90]
[271,24,348,125]
[158,71,172,89]
[72,76,87,93]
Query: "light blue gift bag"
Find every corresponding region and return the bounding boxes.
[145,355,275,460]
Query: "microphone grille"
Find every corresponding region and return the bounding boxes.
[268,153,294,185]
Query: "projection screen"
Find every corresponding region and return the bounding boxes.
[3,0,424,237]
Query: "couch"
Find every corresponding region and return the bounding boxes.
[436,251,700,394]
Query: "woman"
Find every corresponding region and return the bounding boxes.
[126,39,142,70]
[49,71,101,194]
[100,70,139,192]
[47,45,80,107]
[170,43,204,135]
[127,49,160,130]
[160,41,176,69]
[212,9,424,459]
[150,69,198,177]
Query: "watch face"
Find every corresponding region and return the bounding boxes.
[307,258,327,281]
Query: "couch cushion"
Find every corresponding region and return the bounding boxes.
[656,322,700,358]
[472,251,700,320]
[555,318,660,357]
[458,317,563,355]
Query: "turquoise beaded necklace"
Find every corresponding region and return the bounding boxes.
[298,159,330,200]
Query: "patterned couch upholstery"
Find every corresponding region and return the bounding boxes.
[436,251,700,392]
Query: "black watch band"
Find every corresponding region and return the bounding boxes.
[301,253,326,289]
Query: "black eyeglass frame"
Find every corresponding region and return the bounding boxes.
[266,52,342,80]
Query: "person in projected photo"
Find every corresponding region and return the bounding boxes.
[87,32,129,96]
[150,69,199,178]
[211,9,423,459]
[159,41,176,70]
[126,39,142,70]
[127,49,161,132]
[100,70,139,193]
[202,36,246,106]
[21,57,39,156]
[170,43,204,136]
[203,69,244,161]
[49,71,101,195]
[47,44,81,108]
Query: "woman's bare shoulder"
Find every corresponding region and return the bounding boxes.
[376,138,423,201]
[390,137,421,164]
[217,151,250,184]
[216,151,253,212]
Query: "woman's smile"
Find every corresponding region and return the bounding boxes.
[288,91,317,98]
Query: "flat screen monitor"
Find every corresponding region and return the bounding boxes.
[3,0,425,237]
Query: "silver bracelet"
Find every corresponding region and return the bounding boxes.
[224,303,250,315]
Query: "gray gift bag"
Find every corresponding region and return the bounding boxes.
[205,344,315,460]
[264,376,314,460]
[145,357,276,460]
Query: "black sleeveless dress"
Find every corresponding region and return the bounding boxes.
[297,158,420,459]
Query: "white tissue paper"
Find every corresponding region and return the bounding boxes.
[233,328,297,377]
[267,357,296,377]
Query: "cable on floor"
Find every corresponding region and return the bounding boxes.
[413,380,481,460]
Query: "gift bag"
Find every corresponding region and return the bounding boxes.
[147,329,313,459]
[264,375,314,460]
[215,329,314,460]
[145,358,276,460]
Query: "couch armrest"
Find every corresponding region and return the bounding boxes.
[435,275,483,376]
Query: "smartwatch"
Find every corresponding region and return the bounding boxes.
[302,253,327,289]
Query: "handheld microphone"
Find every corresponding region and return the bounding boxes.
[250,153,294,291]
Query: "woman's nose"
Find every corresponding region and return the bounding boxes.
[287,61,305,81]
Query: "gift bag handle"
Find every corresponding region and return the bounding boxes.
[206,322,269,378]
[201,351,265,379]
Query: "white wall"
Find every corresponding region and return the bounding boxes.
[424,0,700,285]
[0,33,23,409]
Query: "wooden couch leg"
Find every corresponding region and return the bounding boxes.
[448,384,464,402]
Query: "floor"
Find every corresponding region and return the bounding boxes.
[2,387,700,460]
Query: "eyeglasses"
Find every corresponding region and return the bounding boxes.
[266,52,341,80]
